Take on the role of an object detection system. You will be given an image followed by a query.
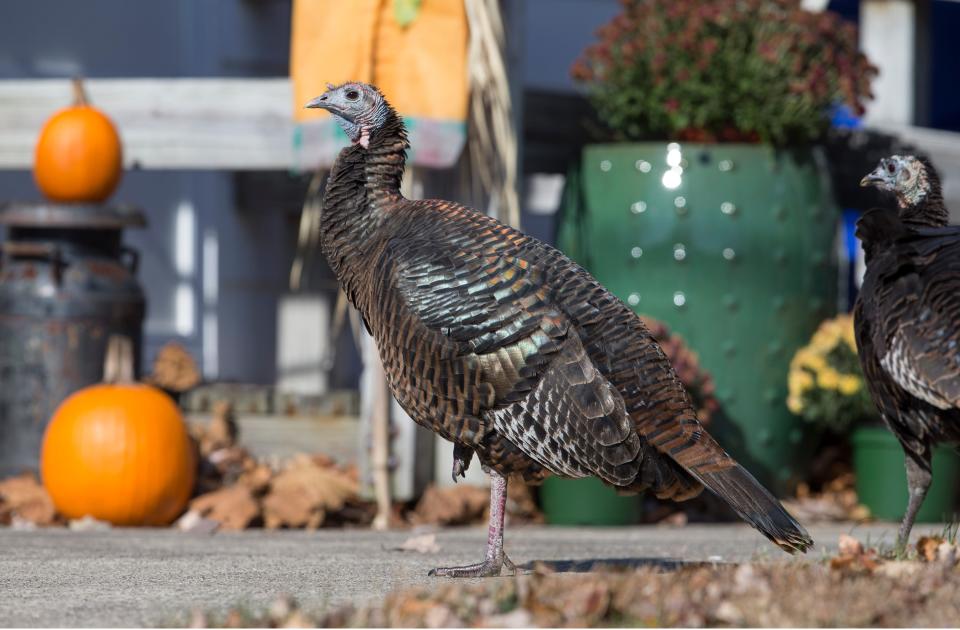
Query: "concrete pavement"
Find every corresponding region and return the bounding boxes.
[0,522,920,627]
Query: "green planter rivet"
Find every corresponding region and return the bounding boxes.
[559,143,837,491]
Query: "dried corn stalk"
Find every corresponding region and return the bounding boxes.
[465,0,519,228]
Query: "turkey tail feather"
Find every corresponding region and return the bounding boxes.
[696,465,813,554]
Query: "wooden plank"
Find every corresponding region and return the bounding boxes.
[0,78,464,170]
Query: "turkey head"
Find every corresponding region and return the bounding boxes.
[305,82,390,149]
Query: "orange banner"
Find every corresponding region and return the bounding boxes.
[291,0,468,122]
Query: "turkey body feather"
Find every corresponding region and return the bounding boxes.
[856,211,960,455]
[315,83,811,556]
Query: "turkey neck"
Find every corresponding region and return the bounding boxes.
[320,112,409,299]
[900,190,948,229]
[898,164,947,228]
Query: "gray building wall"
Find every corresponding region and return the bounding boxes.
[0,0,293,383]
[0,0,619,384]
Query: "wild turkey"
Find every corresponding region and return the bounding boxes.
[860,155,947,228]
[306,82,812,576]
[856,155,959,548]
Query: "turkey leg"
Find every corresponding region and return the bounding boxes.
[898,452,932,550]
[429,470,517,577]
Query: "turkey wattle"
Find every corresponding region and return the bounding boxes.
[306,82,812,577]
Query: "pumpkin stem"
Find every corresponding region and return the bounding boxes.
[103,334,135,384]
[71,76,89,107]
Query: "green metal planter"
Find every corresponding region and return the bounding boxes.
[540,476,640,525]
[852,426,960,523]
[556,142,838,493]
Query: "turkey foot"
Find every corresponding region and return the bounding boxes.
[429,552,518,578]
[429,470,518,578]
[451,443,473,483]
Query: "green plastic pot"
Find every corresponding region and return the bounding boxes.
[557,142,838,493]
[852,426,960,522]
[540,476,639,525]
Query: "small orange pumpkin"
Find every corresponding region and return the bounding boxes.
[34,77,123,203]
[41,336,196,526]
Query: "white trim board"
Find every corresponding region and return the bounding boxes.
[0,78,464,170]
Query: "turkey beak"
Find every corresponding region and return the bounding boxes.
[860,165,889,188]
[304,94,332,111]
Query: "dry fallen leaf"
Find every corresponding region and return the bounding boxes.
[506,480,544,525]
[409,484,489,526]
[0,472,57,525]
[262,461,359,529]
[206,400,238,451]
[830,534,879,574]
[917,536,944,562]
[176,509,221,534]
[237,462,273,494]
[838,534,864,557]
[149,341,201,392]
[395,533,441,554]
[189,485,260,530]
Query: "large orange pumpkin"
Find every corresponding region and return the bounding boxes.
[34,77,123,203]
[41,337,196,526]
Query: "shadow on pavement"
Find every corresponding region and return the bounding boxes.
[519,557,721,573]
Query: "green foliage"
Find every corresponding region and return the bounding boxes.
[571,0,877,145]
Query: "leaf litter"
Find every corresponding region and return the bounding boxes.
[185,534,960,627]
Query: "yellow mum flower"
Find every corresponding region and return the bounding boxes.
[838,374,861,395]
[788,369,814,396]
[817,367,840,389]
[794,348,827,372]
[810,325,838,352]
[787,394,804,414]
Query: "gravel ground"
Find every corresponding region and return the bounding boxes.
[0,521,924,627]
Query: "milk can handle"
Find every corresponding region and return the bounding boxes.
[0,241,65,284]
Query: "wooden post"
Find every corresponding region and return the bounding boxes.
[368,341,392,531]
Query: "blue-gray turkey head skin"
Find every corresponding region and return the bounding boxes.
[856,155,960,547]
[306,81,813,554]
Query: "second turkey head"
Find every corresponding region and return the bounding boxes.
[305,82,391,149]
[860,155,934,209]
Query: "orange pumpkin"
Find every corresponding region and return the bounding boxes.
[34,77,123,203]
[41,337,196,526]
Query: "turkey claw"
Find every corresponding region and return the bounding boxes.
[451,444,473,483]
